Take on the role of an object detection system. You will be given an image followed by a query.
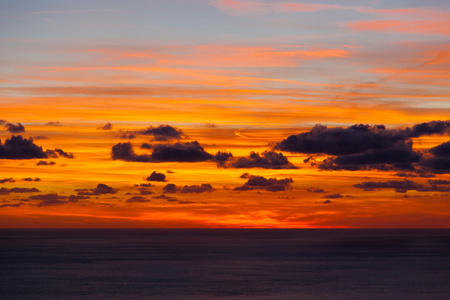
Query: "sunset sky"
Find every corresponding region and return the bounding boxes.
[1,0,449,228]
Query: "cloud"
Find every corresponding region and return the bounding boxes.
[163,183,178,193]
[76,183,118,195]
[0,120,7,125]
[419,141,450,174]
[118,125,184,141]
[322,193,344,199]
[0,203,22,208]
[353,179,450,193]
[153,194,178,201]
[306,187,326,193]
[29,193,68,207]
[428,179,450,185]
[407,121,450,138]
[112,141,214,163]
[275,121,450,173]
[0,187,40,195]
[98,122,112,130]
[235,174,293,192]
[0,135,48,159]
[0,135,71,160]
[145,171,166,182]
[46,148,75,159]
[222,151,297,169]
[23,177,41,182]
[36,160,56,166]
[180,184,215,193]
[45,121,62,126]
[0,178,15,184]
[5,123,25,133]
[126,196,150,203]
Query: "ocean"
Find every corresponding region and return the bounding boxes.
[0,229,449,299]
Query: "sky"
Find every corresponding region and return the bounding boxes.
[0,0,449,228]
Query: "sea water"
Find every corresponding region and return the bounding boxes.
[0,229,449,299]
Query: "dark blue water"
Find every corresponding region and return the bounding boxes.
[1,229,449,299]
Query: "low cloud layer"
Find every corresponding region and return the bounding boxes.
[354,179,450,193]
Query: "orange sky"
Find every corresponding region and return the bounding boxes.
[1,0,449,228]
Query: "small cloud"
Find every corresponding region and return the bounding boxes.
[98,122,112,130]
[76,183,118,195]
[153,194,178,202]
[36,160,56,166]
[0,178,15,184]
[322,193,344,199]
[145,171,166,182]
[126,196,150,203]
[0,187,40,195]
[180,184,215,193]
[23,177,41,182]
[45,121,62,126]
[235,174,293,192]
[306,187,326,193]
[5,123,25,133]
[163,183,178,193]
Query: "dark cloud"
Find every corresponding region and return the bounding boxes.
[36,160,55,166]
[29,193,69,207]
[214,151,233,166]
[319,142,421,171]
[428,179,450,185]
[306,187,326,193]
[275,121,450,173]
[118,125,184,141]
[126,196,150,203]
[0,178,15,184]
[0,120,7,125]
[235,174,293,192]
[138,187,154,195]
[406,120,450,137]
[23,177,41,182]
[141,143,152,149]
[0,135,47,159]
[98,122,112,130]
[76,183,118,196]
[68,195,90,202]
[146,171,166,182]
[353,180,450,193]
[180,184,215,193]
[0,203,22,208]
[112,141,213,163]
[275,124,402,156]
[223,151,297,169]
[137,125,184,141]
[163,183,178,193]
[419,141,450,174]
[153,194,178,201]
[45,121,62,126]
[0,187,40,195]
[46,148,74,159]
[322,200,332,204]
[150,142,213,162]
[322,193,344,199]
[5,123,25,133]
